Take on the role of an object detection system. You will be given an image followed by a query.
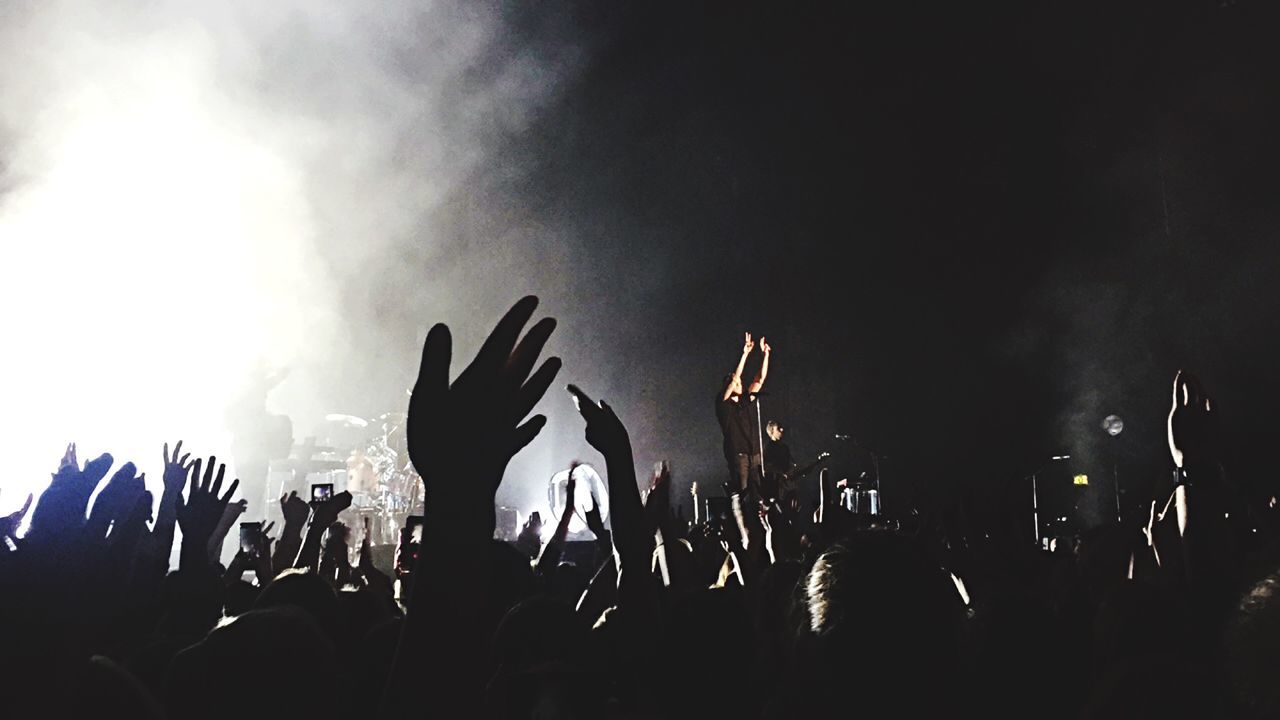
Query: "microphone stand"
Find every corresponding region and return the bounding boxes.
[754,393,766,480]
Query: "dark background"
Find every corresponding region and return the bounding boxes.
[350,0,1280,532]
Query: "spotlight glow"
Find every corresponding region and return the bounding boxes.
[0,31,326,516]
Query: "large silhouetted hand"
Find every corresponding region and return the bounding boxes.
[383,296,560,716]
[27,444,114,543]
[176,457,239,572]
[407,295,560,537]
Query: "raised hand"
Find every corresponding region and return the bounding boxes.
[86,462,146,540]
[0,492,33,543]
[253,520,277,583]
[60,442,78,473]
[645,462,672,532]
[743,332,755,355]
[28,445,114,541]
[567,383,653,605]
[310,491,353,530]
[280,490,311,528]
[293,491,352,571]
[760,337,771,355]
[176,457,239,570]
[272,491,310,573]
[207,498,249,564]
[162,441,194,496]
[1167,370,1219,471]
[568,384,631,455]
[407,296,560,536]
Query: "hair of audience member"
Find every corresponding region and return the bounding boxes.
[1226,570,1280,718]
[254,568,341,640]
[798,532,966,713]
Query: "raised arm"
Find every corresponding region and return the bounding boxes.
[723,333,755,400]
[382,296,560,717]
[535,467,577,576]
[144,441,193,577]
[568,384,654,607]
[748,337,770,394]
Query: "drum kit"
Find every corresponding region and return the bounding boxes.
[266,411,421,545]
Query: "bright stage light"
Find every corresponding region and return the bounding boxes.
[1102,414,1124,437]
[546,464,608,535]
[0,35,327,520]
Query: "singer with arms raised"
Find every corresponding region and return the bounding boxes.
[716,332,771,495]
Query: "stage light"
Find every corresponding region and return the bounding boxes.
[1102,414,1124,437]
[0,45,326,516]
[1073,474,1089,486]
[546,463,607,534]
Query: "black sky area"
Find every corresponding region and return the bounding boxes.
[432,0,1280,528]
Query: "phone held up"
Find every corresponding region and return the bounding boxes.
[310,483,334,505]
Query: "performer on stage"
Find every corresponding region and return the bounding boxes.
[763,420,793,501]
[716,332,771,494]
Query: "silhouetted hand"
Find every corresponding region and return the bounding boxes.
[407,296,560,535]
[162,441,194,497]
[1167,370,1219,471]
[207,499,248,563]
[86,462,145,540]
[645,463,671,531]
[250,521,276,584]
[0,491,33,543]
[59,442,77,472]
[309,491,352,530]
[28,444,114,540]
[280,490,311,528]
[176,457,239,567]
[568,385,630,455]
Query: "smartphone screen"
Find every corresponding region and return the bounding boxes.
[406,515,424,543]
[239,522,262,559]
[311,483,334,503]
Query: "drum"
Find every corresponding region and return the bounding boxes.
[841,487,880,515]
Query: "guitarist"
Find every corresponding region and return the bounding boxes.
[763,420,793,500]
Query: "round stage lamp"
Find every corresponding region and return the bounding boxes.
[547,463,608,535]
[1102,414,1124,437]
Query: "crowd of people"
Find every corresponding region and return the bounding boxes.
[3,295,1280,719]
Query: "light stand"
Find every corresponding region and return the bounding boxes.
[1031,454,1071,546]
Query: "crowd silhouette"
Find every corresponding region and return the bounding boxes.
[2,296,1278,719]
